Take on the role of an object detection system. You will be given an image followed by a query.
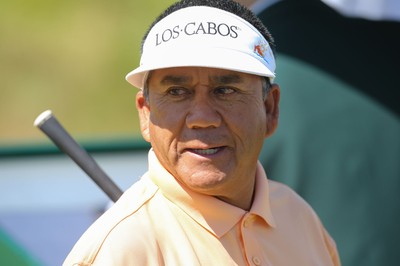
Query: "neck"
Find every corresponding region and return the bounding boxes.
[216,177,256,211]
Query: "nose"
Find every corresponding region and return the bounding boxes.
[186,93,222,129]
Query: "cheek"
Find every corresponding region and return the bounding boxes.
[151,101,187,125]
[227,104,267,140]
[148,105,186,155]
[148,123,178,174]
[230,98,266,121]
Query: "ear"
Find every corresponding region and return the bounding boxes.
[136,91,151,142]
[264,83,280,138]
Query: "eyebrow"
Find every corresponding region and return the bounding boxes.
[160,73,244,86]
[210,74,243,85]
[160,75,192,85]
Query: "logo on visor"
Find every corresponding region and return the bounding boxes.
[253,39,270,63]
[155,22,239,46]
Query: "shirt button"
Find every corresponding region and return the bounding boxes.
[243,215,254,227]
[244,220,250,227]
[252,256,261,265]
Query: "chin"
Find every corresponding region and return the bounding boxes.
[185,171,229,191]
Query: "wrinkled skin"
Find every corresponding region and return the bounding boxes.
[136,67,280,210]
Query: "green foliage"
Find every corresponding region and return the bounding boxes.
[0,0,176,145]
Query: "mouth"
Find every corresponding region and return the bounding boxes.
[187,147,225,156]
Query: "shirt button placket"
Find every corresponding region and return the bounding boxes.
[242,215,263,266]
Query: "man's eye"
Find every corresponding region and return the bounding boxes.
[167,87,189,96]
[214,87,236,95]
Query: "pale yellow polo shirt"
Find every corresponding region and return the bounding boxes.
[64,150,340,266]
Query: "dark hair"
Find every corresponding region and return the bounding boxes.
[141,0,275,55]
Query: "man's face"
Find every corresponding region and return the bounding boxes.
[136,67,279,200]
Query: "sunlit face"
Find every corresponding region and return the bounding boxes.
[136,67,279,205]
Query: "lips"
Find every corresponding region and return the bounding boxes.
[191,148,219,155]
[186,146,225,156]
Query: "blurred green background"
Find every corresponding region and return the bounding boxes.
[0,0,176,147]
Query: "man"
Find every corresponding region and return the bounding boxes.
[64,0,340,265]
[238,1,400,265]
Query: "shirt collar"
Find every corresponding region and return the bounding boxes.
[251,162,277,228]
[147,149,276,238]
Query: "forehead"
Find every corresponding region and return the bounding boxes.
[147,67,262,85]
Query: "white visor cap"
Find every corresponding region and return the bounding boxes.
[125,6,275,89]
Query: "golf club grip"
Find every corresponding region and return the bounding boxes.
[34,111,123,202]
